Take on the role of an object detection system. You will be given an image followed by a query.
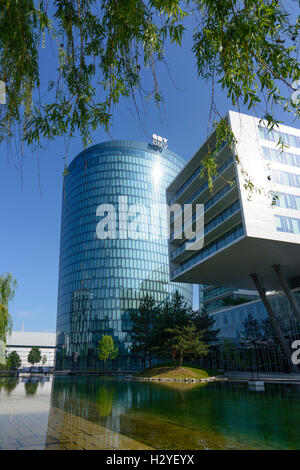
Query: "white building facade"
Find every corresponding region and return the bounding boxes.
[167,110,300,371]
[6,331,56,368]
[168,111,300,291]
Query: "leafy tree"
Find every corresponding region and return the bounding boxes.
[42,354,47,365]
[7,350,22,370]
[152,290,197,361]
[0,1,298,182]
[153,291,194,339]
[130,294,157,368]
[27,346,42,366]
[193,307,220,345]
[97,335,118,367]
[165,323,208,367]
[0,273,17,344]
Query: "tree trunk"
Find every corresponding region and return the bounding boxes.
[172,349,177,368]
[179,354,183,368]
[148,351,152,369]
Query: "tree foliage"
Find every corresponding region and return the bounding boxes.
[7,350,22,369]
[27,346,42,365]
[131,290,218,368]
[152,292,209,365]
[0,1,298,176]
[97,334,118,363]
[0,273,17,343]
[130,293,157,368]
[165,323,208,367]
[193,307,220,345]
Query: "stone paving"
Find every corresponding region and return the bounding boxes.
[0,406,152,450]
[45,406,152,450]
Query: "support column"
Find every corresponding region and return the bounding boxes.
[250,273,299,374]
[272,264,300,325]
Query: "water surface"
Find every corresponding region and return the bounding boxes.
[0,375,299,450]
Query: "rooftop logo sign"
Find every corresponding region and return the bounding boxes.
[152,134,168,149]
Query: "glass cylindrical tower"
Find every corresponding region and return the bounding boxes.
[56,140,193,370]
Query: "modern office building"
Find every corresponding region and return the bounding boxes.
[168,110,300,288]
[5,331,56,368]
[204,288,300,374]
[199,284,259,313]
[168,111,300,370]
[56,140,193,370]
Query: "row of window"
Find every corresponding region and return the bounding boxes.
[58,273,191,305]
[170,177,236,232]
[65,169,170,192]
[262,146,300,168]
[68,145,183,175]
[58,275,188,298]
[171,199,241,258]
[213,290,300,336]
[59,248,169,276]
[275,192,300,211]
[57,284,191,322]
[271,168,300,188]
[59,263,170,288]
[172,224,244,278]
[61,211,168,243]
[58,279,191,305]
[183,157,234,206]
[275,214,300,234]
[61,235,169,253]
[203,285,232,301]
[168,141,227,205]
[60,230,169,255]
[61,190,168,222]
[258,126,300,149]
[62,181,168,217]
[65,176,155,197]
[60,249,169,270]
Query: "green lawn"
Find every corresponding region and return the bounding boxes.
[135,363,222,380]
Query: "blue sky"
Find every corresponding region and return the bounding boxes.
[1,8,299,333]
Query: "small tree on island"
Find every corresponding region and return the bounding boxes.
[27,347,42,366]
[97,335,118,369]
[164,323,209,368]
[7,350,22,370]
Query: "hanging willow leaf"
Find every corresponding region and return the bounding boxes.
[0,273,17,343]
[0,1,298,187]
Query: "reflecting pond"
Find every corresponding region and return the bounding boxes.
[0,375,299,450]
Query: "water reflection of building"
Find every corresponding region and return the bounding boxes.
[44,376,300,450]
[45,377,149,449]
[56,141,193,370]
[0,377,52,450]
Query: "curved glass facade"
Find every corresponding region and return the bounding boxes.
[56,140,193,370]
